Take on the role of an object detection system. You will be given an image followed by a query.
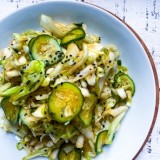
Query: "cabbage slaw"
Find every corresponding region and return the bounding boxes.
[0,14,135,160]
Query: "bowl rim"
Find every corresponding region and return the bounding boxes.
[0,1,159,159]
[84,2,159,159]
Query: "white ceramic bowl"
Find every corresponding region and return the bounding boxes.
[0,1,159,160]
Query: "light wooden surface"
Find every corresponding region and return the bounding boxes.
[0,0,160,160]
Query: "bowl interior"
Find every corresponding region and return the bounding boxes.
[0,1,157,160]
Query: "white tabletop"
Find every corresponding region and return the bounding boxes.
[0,0,160,160]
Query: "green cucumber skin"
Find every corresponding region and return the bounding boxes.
[28,37,36,51]
[79,92,97,126]
[58,143,81,160]
[96,130,108,154]
[113,72,135,96]
[28,37,36,60]
[48,82,84,123]
[30,34,63,66]
[1,97,21,125]
[61,28,86,46]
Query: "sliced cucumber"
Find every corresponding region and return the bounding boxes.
[1,97,20,125]
[48,82,84,123]
[61,28,85,46]
[30,34,63,65]
[79,92,97,126]
[28,37,36,60]
[96,130,108,154]
[28,37,36,51]
[114,72,135,96]
[58,143,81,160]
[74,22,83,27]
[114,71,124,81]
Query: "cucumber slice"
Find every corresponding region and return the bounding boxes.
[61,28,85,46]
[114,71,124,81]
[1,97,20,125]
[58,143,81,160]
[114,72,135,96]
[96,130,108,154]
[49,82,84,123]
[79,92,97,126]
[28,37,36,60]
[30,34,63,65]
[28,37,36,51]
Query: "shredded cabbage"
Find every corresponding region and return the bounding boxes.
[0,14,135,160]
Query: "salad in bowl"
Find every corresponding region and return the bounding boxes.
[0,14,135,160]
